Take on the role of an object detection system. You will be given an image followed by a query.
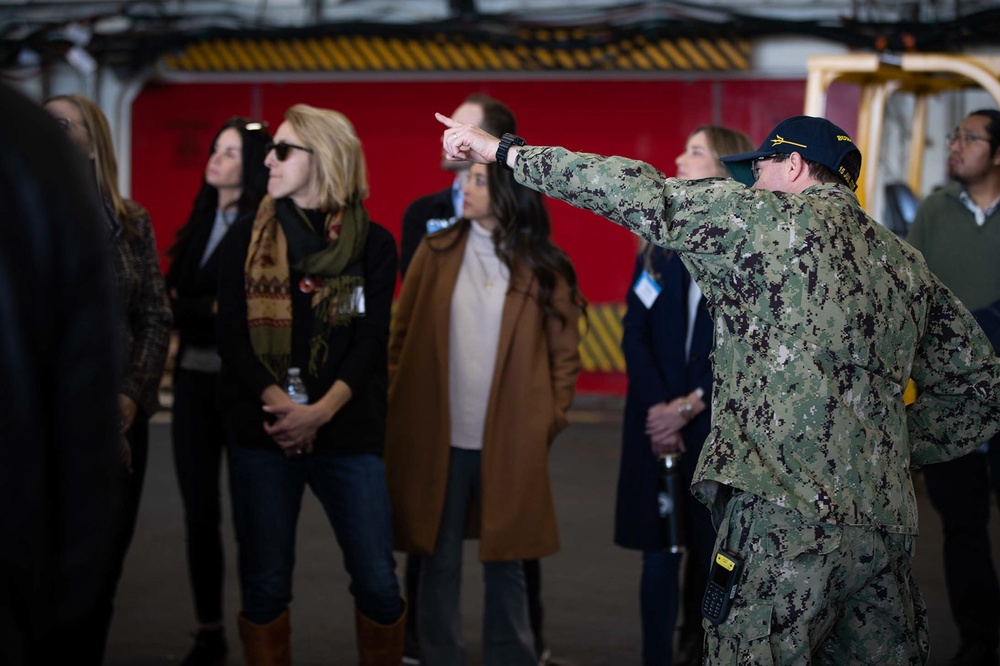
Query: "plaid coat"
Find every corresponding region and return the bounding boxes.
[105,199,171,417]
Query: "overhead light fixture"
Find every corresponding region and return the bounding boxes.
[93,15,134,35]
[17,47,41,67]
[61,21,92,47]
[65,45,97,74]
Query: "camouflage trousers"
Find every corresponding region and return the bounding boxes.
[705,492,929,665]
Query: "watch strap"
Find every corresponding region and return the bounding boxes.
[496,133,526,172]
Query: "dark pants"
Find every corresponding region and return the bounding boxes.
[89,415,150,662]
[171,368,228,625]
[417,448,535,666]
[640,498,714,666]
[640,551,682,666]
[406,555,548,658]
[923,436,1000,648]
[228,445,403,625]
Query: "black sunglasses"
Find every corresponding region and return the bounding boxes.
[266,140,313,162]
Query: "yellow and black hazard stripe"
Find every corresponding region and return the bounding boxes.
[578,302,626,373]
[161,28,750,74]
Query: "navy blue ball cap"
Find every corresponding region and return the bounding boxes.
[720,115,862,191]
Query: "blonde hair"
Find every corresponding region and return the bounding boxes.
[284,104,368,212]
[692,124,754,177]
[45,94,137,227]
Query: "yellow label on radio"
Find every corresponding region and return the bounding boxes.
[716,553,736,571]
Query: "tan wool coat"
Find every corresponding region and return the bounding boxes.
[385,224,581,562]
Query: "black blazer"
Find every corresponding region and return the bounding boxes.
[166,209,247,352]
[615,247,715,552]
[217,213,399,456]
[399,185,454,278]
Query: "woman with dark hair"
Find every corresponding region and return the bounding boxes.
[616,125,752,666]
[386,160,586,665]
[43,93,172,660]
[166,117,272,665]
[216,103,404,664]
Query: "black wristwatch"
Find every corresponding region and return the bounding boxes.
[496,133,526,172]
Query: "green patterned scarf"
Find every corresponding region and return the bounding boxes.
[244,196,370,381]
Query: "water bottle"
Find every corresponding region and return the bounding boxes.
[285,367,309,405]
[657,454,686,553]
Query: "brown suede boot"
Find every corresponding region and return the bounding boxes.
[355,603,406,666]
[238,609,291,666]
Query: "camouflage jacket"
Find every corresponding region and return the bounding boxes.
[515,146,1000,533]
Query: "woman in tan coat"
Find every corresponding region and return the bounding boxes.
[386,159,585,665]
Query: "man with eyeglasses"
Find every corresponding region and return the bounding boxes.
[438,112,1000,665]
[907,109,1000,666]
[398,93,516,278]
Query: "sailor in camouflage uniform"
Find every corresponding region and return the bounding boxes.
[437,113,1000,664]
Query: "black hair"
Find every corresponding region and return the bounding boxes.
[969,109,1000,157]
[804,150,861,189]
[431,163,587,328]
[168,117,272,257]
[464,93,517,138]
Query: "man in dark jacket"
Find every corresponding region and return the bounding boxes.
[399,93,516,277]
[0,82,121,665]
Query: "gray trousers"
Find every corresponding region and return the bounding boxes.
[418,447,537,666]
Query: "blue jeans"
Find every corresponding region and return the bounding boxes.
[418,448,536,666]
[228,445,403,625]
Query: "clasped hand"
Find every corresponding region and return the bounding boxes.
[646,389,705,457]
[263,402,321,456]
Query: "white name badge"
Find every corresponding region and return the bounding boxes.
[633,270,662,309]
[353,286,366,315]
[426,217,457,234]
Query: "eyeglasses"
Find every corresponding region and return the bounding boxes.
[751,153,788,181]
[266,141,313,161]
[946,130,990,147]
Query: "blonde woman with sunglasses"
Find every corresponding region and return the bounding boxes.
[216,104,404,664]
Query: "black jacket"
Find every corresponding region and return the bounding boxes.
[217,212,398,456]
[166,208,250,352]
[0,83,121,665]
[399,185,454,278]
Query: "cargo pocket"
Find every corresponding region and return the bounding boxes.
[764,524,842,559]
[713,601,775,665]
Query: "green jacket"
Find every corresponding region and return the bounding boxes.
[515,146,1000,533]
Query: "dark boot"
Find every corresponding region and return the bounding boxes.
[238,609,290,666]
[355,603,406,666]
[180,627,227,666]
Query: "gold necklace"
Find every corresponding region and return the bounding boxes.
[470,242,500,289]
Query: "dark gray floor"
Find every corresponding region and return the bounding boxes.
[106,397,985,665]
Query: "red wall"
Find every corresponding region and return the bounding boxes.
[132,78,858,303]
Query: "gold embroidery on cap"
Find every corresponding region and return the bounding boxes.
[770,135,808,148]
